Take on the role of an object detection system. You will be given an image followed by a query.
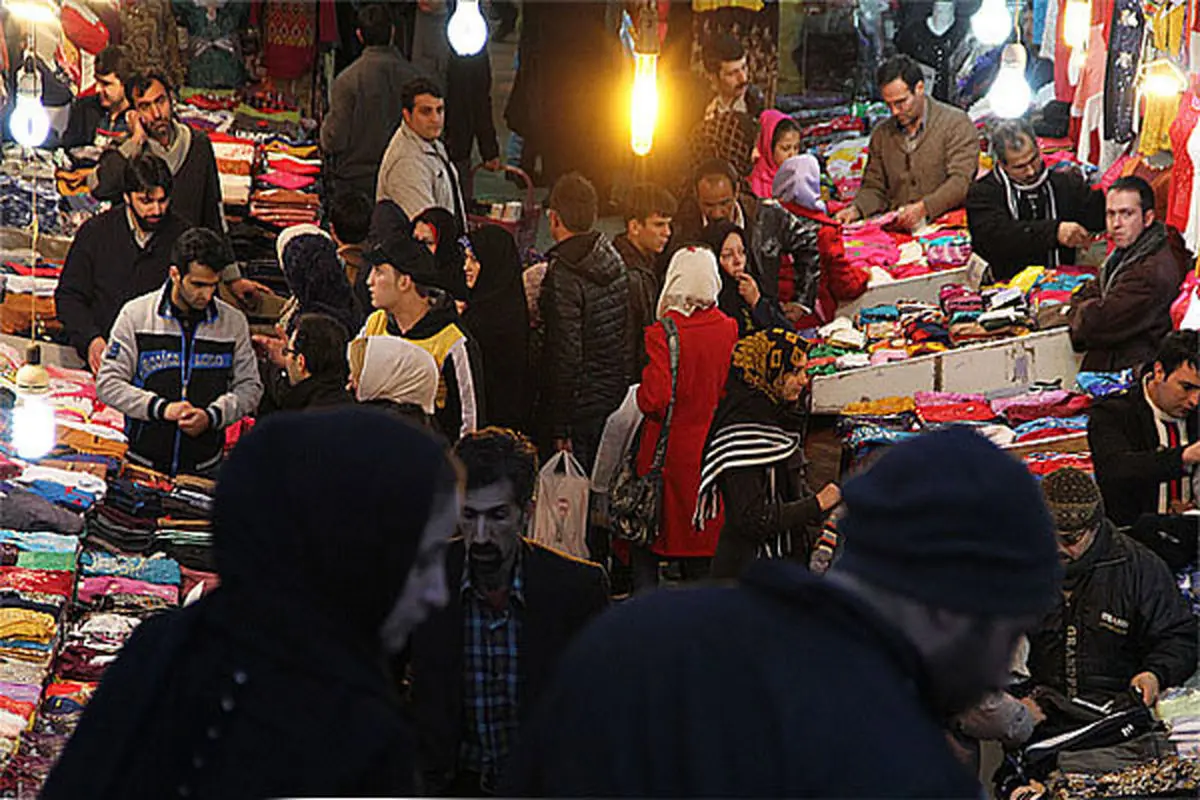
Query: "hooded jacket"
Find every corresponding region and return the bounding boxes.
[42,409,454,800]
[1067,222,1192,372]
[537,231,633,438]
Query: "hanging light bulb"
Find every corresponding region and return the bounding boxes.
[630,7,658,157]
[1062,0,1091,51]
[971,0,1013,47]
[988,43,1032,119]
[12,345,54,461]
[1140,59,1188,98]
[447,0,487,57]
[4,1,58,25]
[10,58,49,149]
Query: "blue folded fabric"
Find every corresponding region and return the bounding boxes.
[1075,369,1136,398]
[80,551,181,586]
[1011,415,1089,438]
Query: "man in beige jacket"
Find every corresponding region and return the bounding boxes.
[836,55,979,231]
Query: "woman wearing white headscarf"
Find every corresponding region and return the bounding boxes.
[348,336,440,431]
[631,247,739,591]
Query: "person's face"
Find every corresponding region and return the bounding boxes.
[170,264,221,311]
[881,77,924,130]
[460,479,526,586]
[283,330,307,386]
[628,213,672,255]
[718,232,747,278]
[714,56,749,101]
[413,221,438,253]
[379,489,458,653]
[773,130,802,166]
[126,187,169,232]
[1057,525,1099,563]
[925,616,1031,720]
[368,262,406,310]
[464,249,480,289]
[779,363,810,403]
[403,93,445,141]
[1000,138,1045,188]
[133,79,173,142]
[95,72,126,111]
[1106,189,1152,249]
[1148,360,1200,419]
[698,176,737,223]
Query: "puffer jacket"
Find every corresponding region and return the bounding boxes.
[750,201,822,314]
[537,231,632,439]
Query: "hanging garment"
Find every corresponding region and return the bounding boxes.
[1103,0,1145,143]
[1167,89,1200,241]
[250,0,338,81]
[176,0,249,89]
[894,16,972,103]
[119,0,184,89]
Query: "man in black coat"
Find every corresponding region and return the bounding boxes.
[1025,468,1197,734]
[1088,330,1200,527]
[967,119,1106,282]
[408,428,609,796]
[537,173,633,472]
[255,312,354,416]
[502,427,1063,798]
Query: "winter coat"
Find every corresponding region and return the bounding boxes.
[671,192,760,249]
[445,49,500,165]
[613,233,663,381]
[1067,222,1192,371]
[536,231,633,440]
[1087,383,1200,527]
[965,166,1106,282]
[1026,520,1198,706]
[699,221,793,337]
[751,200,822,314]
[501,560,983,798]
[257,368,353,418]
[635,308,738,559]
[782,203,869,327]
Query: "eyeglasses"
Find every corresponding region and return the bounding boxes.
[281,346,296,358]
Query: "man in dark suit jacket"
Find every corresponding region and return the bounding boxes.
[1088,330,1200,527]
[408,428,609,796]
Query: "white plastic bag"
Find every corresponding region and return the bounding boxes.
[590,384,644,493]
[530,451,590,560]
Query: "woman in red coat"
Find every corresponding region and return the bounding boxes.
[632,247,739,590]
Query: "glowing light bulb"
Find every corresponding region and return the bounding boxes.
[1141,59,1188,98]
[4,1,57,24]
[630,52,658,156]
[10,94,49,148]
[971,0,1013,47]
[447,0,487,57]
[12,351,53,461]
[1062,0,1091,51]
[988,44,1031,119]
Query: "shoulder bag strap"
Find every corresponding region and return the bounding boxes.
[649,317,680,473]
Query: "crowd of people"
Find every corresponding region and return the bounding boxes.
[23,3,1200,798]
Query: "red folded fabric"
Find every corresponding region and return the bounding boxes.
[917,401,997,423]
[1002,394,1092,425]
[0,568,73,597]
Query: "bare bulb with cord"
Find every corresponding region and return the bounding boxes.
[13,344,54,461]
[971,0,1013,47]
[987,44,1032,119]
[447,0,488,56]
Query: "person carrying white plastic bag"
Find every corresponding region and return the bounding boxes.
[530,451,590,560]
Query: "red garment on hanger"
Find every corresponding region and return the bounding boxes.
[1167,89,1200,234]
[250,0,338,80]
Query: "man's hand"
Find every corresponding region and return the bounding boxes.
[1168,499,1197,515]
[125,110,147,149]
[228,278,274,306]
[816,482,842,512]
[834,206,862,225]
[895,201,927,231]
[554,438,573,453]
[87,337,107,374]
[1057,221,1094,249]
[252,333,287,369]
[1018,695,1047,726]
[735,272,761,306]
[1182,441,1200,466]
[178,407,212,437]
[482,158,502,171]
[1131,671,1161,707]
[163,401,195,422]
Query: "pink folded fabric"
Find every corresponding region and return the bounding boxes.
[259,171,315,190]
[913,391,988,406]
[77,576,178,605]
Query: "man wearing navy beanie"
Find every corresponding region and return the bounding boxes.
[503,427,1062,798]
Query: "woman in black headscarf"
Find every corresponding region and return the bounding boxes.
[462,224,531,432]
[700,220,793,336]
[42,409,461,800]
[413,206,469,302]
[696,329,841,580]
[275,224,362,334]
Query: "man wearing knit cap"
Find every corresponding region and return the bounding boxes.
[1024,467,1196,733]
[502,427,1060,797]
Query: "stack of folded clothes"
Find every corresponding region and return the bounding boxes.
[249,187,320,226]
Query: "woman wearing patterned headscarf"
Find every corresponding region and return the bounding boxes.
[695,328,842,579]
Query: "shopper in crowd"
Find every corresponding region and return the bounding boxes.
[774,153,869,328]
[1024,467,1197,735]
[57,155,198,372]
[348,335,440,430]
[748,110,801,200]
[329,189,375,319]
[61,45,130,150]
[536,172,632,472]
[272,223,361,335]
[503,427,1061,797]
[360,234,485,442]
[673,158,760,245]
[700,221,791,336]
[321,3,422,200]
[614,183,678,380]
[88,70,268,305]
[966,119,1106,282]
[409,427,610,796]
[463,225,531,432]
[413,206,470,302]
[256,313,353,416]
[687,33,765,181]
[1067,176,1192,372]
[630,247,737,591]
[835,54,979,231]
[1088,330,1200,526]
[377,78,466,232]
[42,409,460,799]
[97,228,262,477]
[698,329,840,579]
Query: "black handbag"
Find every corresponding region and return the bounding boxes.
[610,317,680,548]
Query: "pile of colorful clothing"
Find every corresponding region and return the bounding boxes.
[841,209,972,280]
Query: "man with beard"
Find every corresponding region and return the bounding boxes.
[408,427,609,796]
[966,120,1106,282]
[502,427,1063,797]
[57,155,228,373]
